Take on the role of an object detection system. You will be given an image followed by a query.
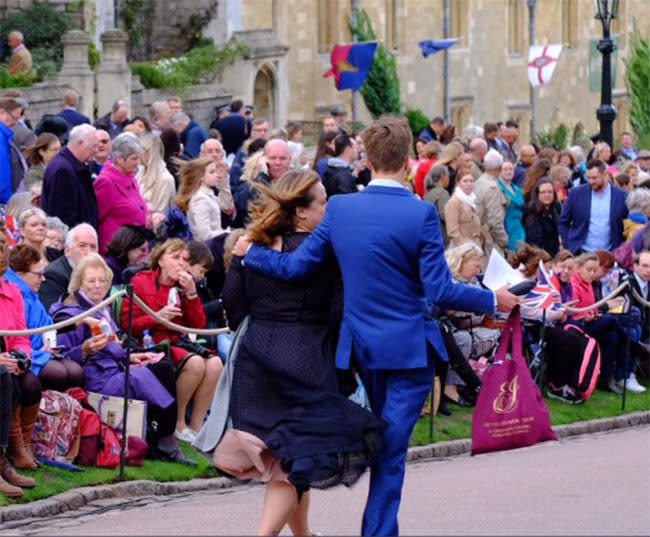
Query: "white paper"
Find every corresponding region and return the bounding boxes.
[43,330,57,349]
[482,249,524,291]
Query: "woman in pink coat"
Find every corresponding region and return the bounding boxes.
[94,133,147,255]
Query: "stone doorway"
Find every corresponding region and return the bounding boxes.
[253,65,275,124]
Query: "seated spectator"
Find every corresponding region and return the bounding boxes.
[104,225,152,285]
[423,164,450,240]
[94,133,147,255]
[619,161,639,187]
[524,178,560,257]
[322,130,358,198]
[0,236,40,495]
[22,133,61,190]
[50,254,192,463]
[43,216,67,259]
[186,241,229,358]
[498,160,525,251]
[176,158,232,242]
[623,188,650,241]
[442,243,492,408]
[122,116,151,136]
[445,171,483,249]
[6,244,84,392]
[16,207,54,262]
[39,223,98,310]
[414,142,441,197]
[569,253,637,394]
[550,249,575,303]
[630,251,650,345]
[122,239,223,443]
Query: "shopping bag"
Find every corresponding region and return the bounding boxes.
[471,308,557,455]
[87,392,147,440]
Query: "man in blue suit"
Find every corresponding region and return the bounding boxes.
[57,90,90,128]
[559,159,628,254]
[239,116,518,536]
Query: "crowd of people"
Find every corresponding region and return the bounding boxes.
[0,79,649,533]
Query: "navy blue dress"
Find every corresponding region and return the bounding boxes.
[220,232,382,495]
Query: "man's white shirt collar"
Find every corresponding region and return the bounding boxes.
[368,179,406,189]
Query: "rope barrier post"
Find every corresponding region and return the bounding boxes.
[119,284,135,481]
[537,309,547,389]
[621,279,633,411]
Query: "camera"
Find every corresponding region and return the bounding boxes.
[9,349,31,372]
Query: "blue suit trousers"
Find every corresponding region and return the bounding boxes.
[355,354,435,536]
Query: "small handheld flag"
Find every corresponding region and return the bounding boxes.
[418,38,459,57]
[522,261,563,311]
[528,44,563,87]
[324,42,377,91]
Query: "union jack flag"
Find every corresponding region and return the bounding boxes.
[522,261,562,310]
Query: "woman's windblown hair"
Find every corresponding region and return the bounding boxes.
[247,170,321,247]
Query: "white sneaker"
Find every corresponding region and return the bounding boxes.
[174,427,198,443]
[625,374,647,394]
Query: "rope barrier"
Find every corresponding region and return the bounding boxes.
[0,291,126,336]
[564,281,629,313]
[632,289,650,308]
[0,290,229,338]
[131,294,230,336]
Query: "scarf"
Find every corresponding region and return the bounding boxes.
[454,188,477,210]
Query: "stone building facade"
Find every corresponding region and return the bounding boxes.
[223,0,648,143]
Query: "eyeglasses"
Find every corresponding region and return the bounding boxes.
[27,271,46,278]
[83,278,110,286]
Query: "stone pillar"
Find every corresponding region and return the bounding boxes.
[96,29,131,119]
[57,30,95,121]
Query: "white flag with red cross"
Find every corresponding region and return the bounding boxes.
[528,44,563,88]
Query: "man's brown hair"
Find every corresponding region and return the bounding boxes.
[361,115,412,173]
[0,99,20,113]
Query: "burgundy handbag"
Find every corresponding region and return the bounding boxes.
[471,308,557,456]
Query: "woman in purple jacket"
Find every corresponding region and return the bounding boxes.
[50,253,192,464]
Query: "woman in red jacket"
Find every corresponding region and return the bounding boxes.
[569,253,627,393]
[123,239,223,444]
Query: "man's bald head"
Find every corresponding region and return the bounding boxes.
[469,137,488,161]
[519,144,536,166]
[264,139,291,180]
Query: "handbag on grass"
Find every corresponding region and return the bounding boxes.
[471,307,557,456]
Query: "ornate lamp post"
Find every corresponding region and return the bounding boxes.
[594,0,619,148]
[527,0,537,139]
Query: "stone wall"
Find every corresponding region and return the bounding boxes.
[16,80,73,127]
[131,81,233,128]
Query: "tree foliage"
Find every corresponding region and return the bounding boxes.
[624,22,650,147]
[348,8,401,118]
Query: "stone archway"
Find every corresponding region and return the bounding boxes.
[253,65,275,124]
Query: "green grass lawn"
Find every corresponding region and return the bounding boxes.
[2,386,649,507]
[0,441,217,507]
[410,384,650,446]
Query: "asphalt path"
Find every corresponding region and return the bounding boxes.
[5,427,649,536]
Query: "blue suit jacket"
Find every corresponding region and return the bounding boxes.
[57,108,90,128]
[245,185,495,371]
[558,183,628,254]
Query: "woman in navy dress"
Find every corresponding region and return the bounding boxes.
[215,170,382,536]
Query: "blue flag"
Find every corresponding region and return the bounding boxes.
[418,38,459,58]
[324,42,378,91]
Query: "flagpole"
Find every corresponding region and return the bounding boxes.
[443,0,450,122]
[351,0,359,122]
[528,0,537,140]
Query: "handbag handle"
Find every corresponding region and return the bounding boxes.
[492,307,523,362]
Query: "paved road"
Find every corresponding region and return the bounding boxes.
[3,427,649,536]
